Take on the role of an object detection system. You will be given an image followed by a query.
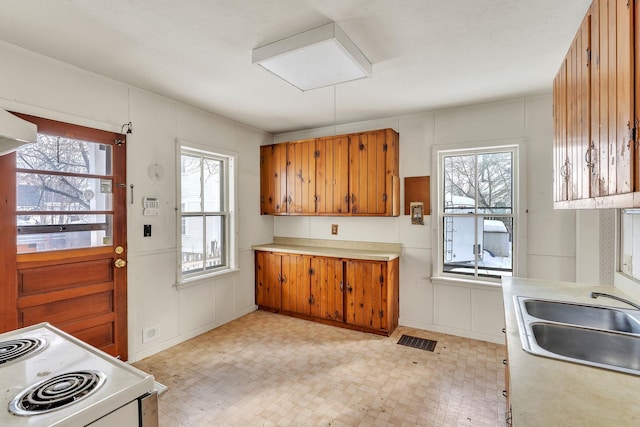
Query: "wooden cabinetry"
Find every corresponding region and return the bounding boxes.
[344,259,398,331]
[255,250,398,335]
[260,128,399,216]
[553,0,638,208]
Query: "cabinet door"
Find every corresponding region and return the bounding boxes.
[280,254,311,315]
[344,260,387,331]
[255,251,282,309]
[287,139,316,214]
[566,11,592,201]
[316,135,349,214]
[310,257,344,321]
[553,58,569,202]
[260,144,288,214]
[593,0,634,197]
[349,131,388,215]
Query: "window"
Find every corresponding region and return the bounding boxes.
[16,133,114,253]
[435,143,519,281]
[178,143,236,282]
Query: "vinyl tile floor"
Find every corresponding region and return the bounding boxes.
[133,310,506,427]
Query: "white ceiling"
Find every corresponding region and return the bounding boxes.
[0,0,591,134]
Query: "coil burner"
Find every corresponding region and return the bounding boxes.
[9,370,106,416]
[0,338,47,366]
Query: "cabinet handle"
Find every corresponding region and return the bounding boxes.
[277,273,282,284]
[346,283,353,293]
[281,274,287,284]
[560,159,570,180]
[503,359,508,365]
[502,390,508,398]
[584,141,597,174]
[502,328,506,334]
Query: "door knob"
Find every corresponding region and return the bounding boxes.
[114,259,127,268]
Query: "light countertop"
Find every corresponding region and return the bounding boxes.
[251,237,401,261]
[502,277,640,426]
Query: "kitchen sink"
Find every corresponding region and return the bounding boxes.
[531,323,640,374]
[522,298,640,333]
[514,296,640,376]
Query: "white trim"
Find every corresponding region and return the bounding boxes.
[431,138,527,283]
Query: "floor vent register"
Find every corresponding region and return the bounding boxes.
[397,335,437,352]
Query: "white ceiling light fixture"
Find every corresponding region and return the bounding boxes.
[252,22,372,91]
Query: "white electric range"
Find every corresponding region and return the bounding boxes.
[0,322,158,426]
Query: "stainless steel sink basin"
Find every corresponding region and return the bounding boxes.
[531,323,640,374]
[523,299,640,333]
[513,296,640,376]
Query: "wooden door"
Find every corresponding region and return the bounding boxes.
[255,251,282,309]
[310,257,343,321]
[344,260,387,331]
[280,254,311,315]
[287,140,316,214]
[315,135,349,214]
[260,144,288,215]
[0,114,129,360]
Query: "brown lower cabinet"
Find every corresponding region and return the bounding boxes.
[255,250,399,336]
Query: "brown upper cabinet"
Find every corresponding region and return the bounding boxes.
[553,0,639,208]
[260,128,400,216]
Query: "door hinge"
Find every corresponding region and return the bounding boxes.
[382,193,387,202]
[308,295,315,305]
[379,275,384,285]
[314,150,320,158]
[628,121,636,145]
[383,143,388,152]
[586,48,591,66]
[309,268,315,275]
[379,310,384,318]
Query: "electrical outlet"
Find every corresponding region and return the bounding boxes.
[142,325,159,344]
[331,224,338,235]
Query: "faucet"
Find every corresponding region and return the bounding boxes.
[589,292,640,311]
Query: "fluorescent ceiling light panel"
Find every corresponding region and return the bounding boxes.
[252,22,372,91]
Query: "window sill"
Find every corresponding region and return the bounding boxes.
[431,275,503,289]
[174,268,240,290]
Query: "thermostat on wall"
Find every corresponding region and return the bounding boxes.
[142,196,160,216]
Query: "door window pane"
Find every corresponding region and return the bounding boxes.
[16,133,114,253]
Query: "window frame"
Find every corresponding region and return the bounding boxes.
[176,141,237,286]
[432,139,524,286]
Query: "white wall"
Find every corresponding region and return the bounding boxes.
[274,96,577,344]
[0,40,273,362]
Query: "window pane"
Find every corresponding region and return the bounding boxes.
[443,215,479,275]
[181,216,203,273]
[203,158,223,212]
[17,214,112,253]
[17,173,112,211]
[181,154,201,213]
[205,215,224,268]
[479,217,513,277]
[443,215,513,278]
[477,152,512,214]
[443,154,476,213]
[17,135,112,175]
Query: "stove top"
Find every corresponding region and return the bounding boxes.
[0,323,155,426]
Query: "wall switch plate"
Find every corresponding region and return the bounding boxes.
[331,224,338,235]
[143,224,151,237]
